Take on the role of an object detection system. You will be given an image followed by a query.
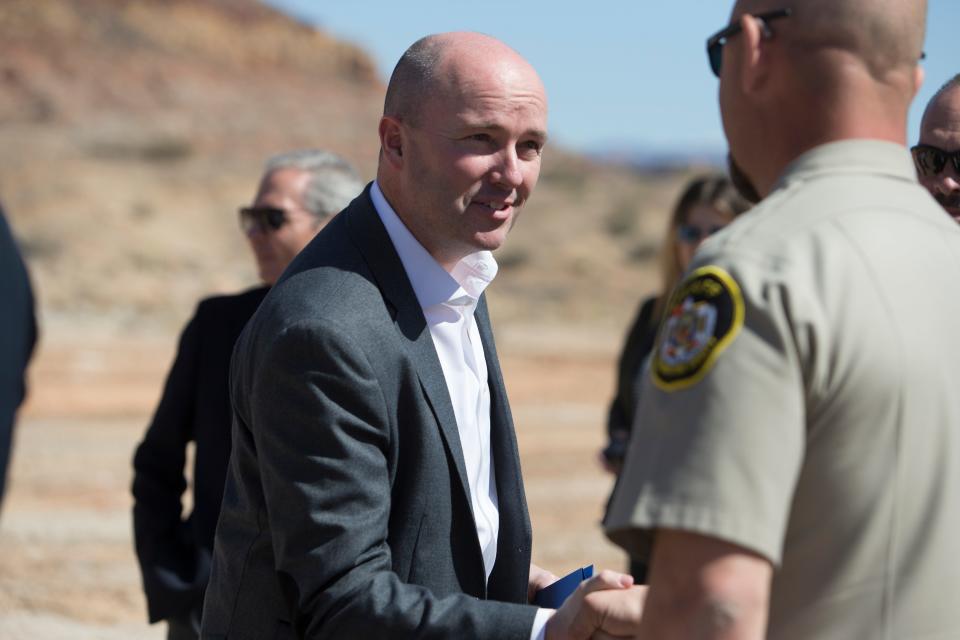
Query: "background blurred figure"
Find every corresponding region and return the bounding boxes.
[131,150,362,640]
[913,74,960,221]
[0,203,37,512]
[600,175,749,581]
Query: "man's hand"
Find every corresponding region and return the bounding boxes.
[528,562,560,603]
[545,570,645,640]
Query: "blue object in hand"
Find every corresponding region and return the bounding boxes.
[532,565,594,608]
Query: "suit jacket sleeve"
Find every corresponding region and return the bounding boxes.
[245,319,537,639]
[132,308,207,622]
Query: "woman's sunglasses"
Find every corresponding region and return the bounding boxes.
[677,224,726,244]
[911,144,960,177]
[239,206,288,234]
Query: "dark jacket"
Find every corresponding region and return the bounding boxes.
[0,205,37,508]
[132,285,269,622]
[603,295,661,463]
[201,186,537,639]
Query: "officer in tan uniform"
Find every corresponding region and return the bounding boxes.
[914,74,960,221]
[596,1,960,639]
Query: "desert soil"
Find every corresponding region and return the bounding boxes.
[0,322,630,638]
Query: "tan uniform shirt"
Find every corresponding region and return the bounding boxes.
[606,140,960,640]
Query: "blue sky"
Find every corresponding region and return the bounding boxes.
[265,1,959,157]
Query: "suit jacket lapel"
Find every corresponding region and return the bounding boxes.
[475,296,532,604]
[344,187,473,510]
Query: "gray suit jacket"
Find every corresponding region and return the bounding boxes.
[201,185,538,639]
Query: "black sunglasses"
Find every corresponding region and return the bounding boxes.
[677,224,726,244]
[707,8,793,77]
[239,206,287,234]
[911,144,960,177]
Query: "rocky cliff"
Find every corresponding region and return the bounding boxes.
[0,0,687,335]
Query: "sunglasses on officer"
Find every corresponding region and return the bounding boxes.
[911,144,960,177]
[706,8,925,78]
[239,206,288,234]
[706,8,793,77]
[677,224,726,245]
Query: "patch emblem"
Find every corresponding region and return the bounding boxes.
[652,265,744,391]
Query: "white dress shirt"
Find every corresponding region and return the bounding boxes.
[371,183,553,640]
[371,182,500,578]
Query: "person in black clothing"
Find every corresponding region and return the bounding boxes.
[131,150,363,640]
[0,203,37,513]
[600,174,750,581]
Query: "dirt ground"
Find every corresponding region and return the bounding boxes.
[0,322,630,638]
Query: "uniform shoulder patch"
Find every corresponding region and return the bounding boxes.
[652,265,744,391]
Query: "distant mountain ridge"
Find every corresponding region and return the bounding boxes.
[587,147,726,175]
[0,0,379,125]
[0,0,687,335]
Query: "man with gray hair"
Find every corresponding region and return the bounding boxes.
[601,0,960,638]
[913,74,960,221]
[246,149,364,285]
[132,149,362,640]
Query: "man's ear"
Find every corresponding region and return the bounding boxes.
[379,116,404,168]
[912,64,925,101]
[738,14,769,95]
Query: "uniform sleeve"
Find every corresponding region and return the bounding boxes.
[131,309,204,621]
[246,321,537,639]
[605,257,808,566]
